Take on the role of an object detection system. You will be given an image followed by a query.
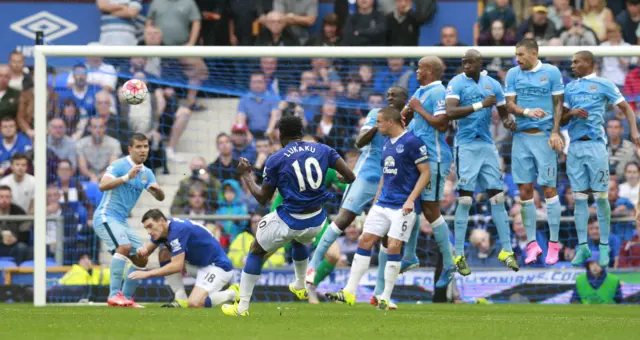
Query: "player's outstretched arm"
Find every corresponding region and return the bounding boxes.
[403,162,431,215]
[355,125,378,149]
[129,253,185,280]
[408,97,448,132]
[147,183,165,201]
[238,157,276,205]
[98,164,143,192]
[334,158,356,184]
[136,242,159,258]
[617,101,640,147]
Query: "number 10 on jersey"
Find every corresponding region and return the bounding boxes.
[292,158,323,192]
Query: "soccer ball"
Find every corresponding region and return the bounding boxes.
[121,79,148,105]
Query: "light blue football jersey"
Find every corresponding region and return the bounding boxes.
[504,62,564,132]
[408,81,452,164]
[446,73,505,145]
[564,73,625,143]
[95,156,157,223]
[353,108,385,182]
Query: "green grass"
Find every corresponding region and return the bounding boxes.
[1,303,639,339]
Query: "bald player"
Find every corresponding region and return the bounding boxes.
[445,49,519,275]
[562,50,640,267]
[402,56,456,287]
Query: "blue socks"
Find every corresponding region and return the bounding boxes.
[490,193,513,252]
[595,194,611,243]
[574,193,589,244]
[373,247,387,296]
[546,196,561,242]
[122,265,142,299]
[109,253,128,297]
[244,252,264,275]
[310,222,342,269]
[291,241,309,261]
[432,216,454,267]
[521,199,537,242]
[454,197,472,255]
[402,218,420,261]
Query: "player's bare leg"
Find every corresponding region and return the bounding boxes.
[158,247,188,308]
[222,240,267,316]
[453,190,474,275]
[122,252,148,308]
[518,183,544,264]
[326,232,380,306]
[377,237,403,311]
[542,186,562,264]
[487,189,519,272]
[422,201,456,288]
[307,208,358,284]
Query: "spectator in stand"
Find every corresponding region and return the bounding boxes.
[261,0,318,46]
[617,217,640,267]
[0,117,32,178]
[440,182,457,216]
[474,0,516,44]
[298,70,324,122]
[58,64,101,117]
[623,63,640,112]
[236,73,280,139]
[607,119,636,177]
[47,118,77,169]
[0,153,35,214]
[309,58,343,96]
[17,84,60,140]
[0,65,20,120]
[208,133,240,181]
[217,179,249,242]
[547,0,571,30]
[478,19,517,46]
[24,145,60,185]
[256,11,299,46]
[66,51,118,93]
[592,179,636,220]
[0,228,29,264]
[465,228,503,268]
[93,90,131,155]
[436,25,466,47]
[96,0,142,46]
[0,185,29,243]
[616,0,640,44]
[77,116,122,182]
[511,214,549,267]
[582,0,614,41]
[252,138,272,175]
[587,217,621,267]
[386,0,430,46]
[180,185,217,226]
[343,0,387,46]
[337,74,367,133]
[310,99,348,151]
[619,162,640,208]
[230,123,257,165]
[358,62,375,97]
[373,58,413,94]
[196,0,234,46]
[147,0,208,110]
[308,13,341,46]
[228,213,286,268]
[7,51,32,91]
[556,9,600,43]
[367,92,385,110]
[570,252,622,304]
[267,87,308,140]
[516,5,557,45]
[171,156,221,215]
[259,58,283,97]
[560,10,599,46]
[55,159,93,221]
[600,23,632,87]
[336,222,362,267]
[59,98,88,141]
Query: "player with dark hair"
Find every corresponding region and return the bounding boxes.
[128,209,239,308]
[326,106,431,309]
[222,115,355,316]
[93,132,165,307]
[445,49,519,275]
[563,50,640,266]
[505,38,565,265]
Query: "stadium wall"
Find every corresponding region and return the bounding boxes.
[0,0,478,65]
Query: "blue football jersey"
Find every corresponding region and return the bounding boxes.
[408,81,452,164]
[564,74,624,143]
[0,132,32,170]
[154,218,232,270]
[446,73,505,145]
[57,85,101,117]
[95,156,157,223]
[263,141,340,214]
[353,108,384,182]
[504,62,564,132]
[377,132,429,210]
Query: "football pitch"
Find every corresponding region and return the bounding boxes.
[1,303,638,339]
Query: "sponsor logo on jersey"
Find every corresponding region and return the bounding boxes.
[383,156,397,175]
[170,239,182,252]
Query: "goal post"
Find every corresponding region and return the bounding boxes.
[32,44,640,306]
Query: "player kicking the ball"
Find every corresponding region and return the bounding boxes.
[445,49,519,275]
[222,115,355,316]
[561,51,640,266]
[128,210,239,308]
[326,106,431,309]
[93,133,165,307]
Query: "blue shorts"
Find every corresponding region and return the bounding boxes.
[455,141,503,192]
[93,216,142,256]
[512,132,558,187]
[421,161,450,202]
[567,141,609,192]
[341,176,378,214]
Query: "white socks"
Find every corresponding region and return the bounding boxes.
[381,260,400,301]
[293,259,308,290]
[209,289,237,307]
[165,272,188,301]
[344,254,371,294]
[238,272,260,313]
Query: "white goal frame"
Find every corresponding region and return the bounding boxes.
[32,44,640,306]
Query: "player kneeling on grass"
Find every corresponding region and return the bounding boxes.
[326,107,431,310]
[128,209,239,308]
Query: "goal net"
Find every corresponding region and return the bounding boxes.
[22,45,639,306]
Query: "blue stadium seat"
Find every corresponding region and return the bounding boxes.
[82,181,103,208]
[0,258,17,268]
[19,258,58,268]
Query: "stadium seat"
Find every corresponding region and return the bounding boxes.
[82,181,103,208]
[0,258,17,268]
[19,258,58,268]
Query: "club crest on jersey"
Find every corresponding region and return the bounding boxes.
[484,84,492,90]
[459,177,467,186]
[383,156,397,175]
[446,86,453,95]
[589,84,598,92]
[141,174,148,184]
[396,144,404,153]
[540,76,548,84]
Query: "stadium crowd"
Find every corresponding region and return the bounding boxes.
[1,0,640,276]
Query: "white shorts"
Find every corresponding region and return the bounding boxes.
[363,205,416,242]
[256,211,325,253]
[195,264,233,294]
